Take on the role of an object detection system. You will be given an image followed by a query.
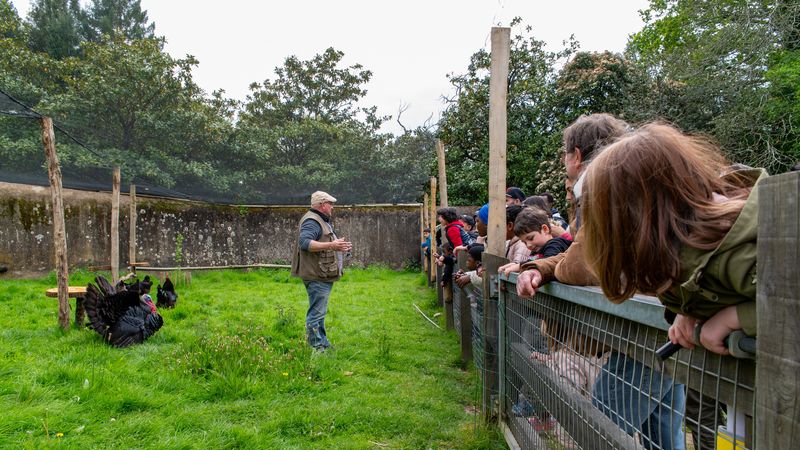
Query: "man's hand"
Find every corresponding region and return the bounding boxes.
[330,238,352,252]
[668,314,698,350]
[453,245,467,256]
[455,273,471,288]
[516,269,543,297]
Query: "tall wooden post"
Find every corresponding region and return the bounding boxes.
[486,27,510,258]
[111,167,120,282]
[429,177,437,284]
[756,172,800,450]
[482,26,510,421]
[129,184,137,266]
[41,117,70,330]
[420,195,427,273]
[437,140,448,208]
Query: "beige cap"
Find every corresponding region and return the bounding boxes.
[310,191,337,206]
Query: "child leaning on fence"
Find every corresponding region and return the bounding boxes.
[582,122,764,356]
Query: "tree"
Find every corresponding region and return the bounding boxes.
[242,47,377,128]
[0,0,70,176]
[438,19,576,205]
[25,0,83,59]
[237,48,424,204]
[38,36,239,193]
[627,0,800,172]
[81,0,155,42]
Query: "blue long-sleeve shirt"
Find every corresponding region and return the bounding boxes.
[299,219,323,251]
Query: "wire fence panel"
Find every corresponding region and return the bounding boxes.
[498,276,757,450]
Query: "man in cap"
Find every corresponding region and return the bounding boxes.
[291,191,352,352]
[506,187,525,206]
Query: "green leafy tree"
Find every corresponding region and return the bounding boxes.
[242,47,376,127]
[39,36,237,192]
[238,48,424,204]
[81,0,155,42]
[627,0,800,172]
[0,0,70,175]
[438,19,576,205]
[25,0,83,59]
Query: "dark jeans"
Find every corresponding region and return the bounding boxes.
[593,351,686,450]
[304,281,333,349]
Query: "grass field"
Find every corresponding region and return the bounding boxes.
[0,267,506,449]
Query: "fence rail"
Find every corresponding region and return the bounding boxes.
[433,172,800,449]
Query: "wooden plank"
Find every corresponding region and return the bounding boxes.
[486,27,510,258]
[437,139,448,207]
[45,287,87,298]
[129,184,137,266]
[136,263,290,271]
[41,117,70,330]
[756,171,800,450]
[509,342,641,450]
[110,167,120,283]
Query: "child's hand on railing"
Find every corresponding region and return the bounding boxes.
[498,262,520,276]
[698,306,740,356]
[668,314,698,350]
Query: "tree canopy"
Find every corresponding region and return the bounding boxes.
[1,0,797,206]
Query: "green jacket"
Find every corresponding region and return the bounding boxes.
[658,168,766,336]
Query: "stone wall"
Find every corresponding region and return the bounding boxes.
[0,182,424,277]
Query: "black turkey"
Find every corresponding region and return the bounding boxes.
[116,274,152,294]
[156,277,178,309]
[84,275,163,347]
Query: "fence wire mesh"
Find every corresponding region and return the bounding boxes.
[498,276,756,450]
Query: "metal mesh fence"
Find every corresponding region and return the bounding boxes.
[499,276,756,450]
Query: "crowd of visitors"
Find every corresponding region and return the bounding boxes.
[426,112,765,449]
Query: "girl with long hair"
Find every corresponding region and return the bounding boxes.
[582,123,765,355]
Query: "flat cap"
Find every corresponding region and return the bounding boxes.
[310,191,337,206]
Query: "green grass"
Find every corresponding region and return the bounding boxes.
[0,267,506,449]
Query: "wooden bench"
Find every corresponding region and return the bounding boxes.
[46,286,88,327]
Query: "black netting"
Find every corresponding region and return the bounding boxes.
[0,88,431,205]
[0,90,41,119]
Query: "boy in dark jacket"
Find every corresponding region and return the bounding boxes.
[513,207,571,260]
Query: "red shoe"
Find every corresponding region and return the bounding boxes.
[528,416,557,433]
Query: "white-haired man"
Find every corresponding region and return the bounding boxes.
[291,191,352,351]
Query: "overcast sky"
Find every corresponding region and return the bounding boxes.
[12,0,650,135]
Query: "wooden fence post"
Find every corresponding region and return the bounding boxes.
[483,26,510,421]
[430,177,437,284]
[129,184,136,267]
[422,193,429,275]
[41,117,70,330]
[111,167,120,282]
[486,27,510,258]
[437,140,448,207]
[755,171,800,450]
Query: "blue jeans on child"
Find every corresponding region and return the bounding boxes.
[592,351,686,450]
[304,281,333,350]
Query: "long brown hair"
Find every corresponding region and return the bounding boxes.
[582,123,750,302]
